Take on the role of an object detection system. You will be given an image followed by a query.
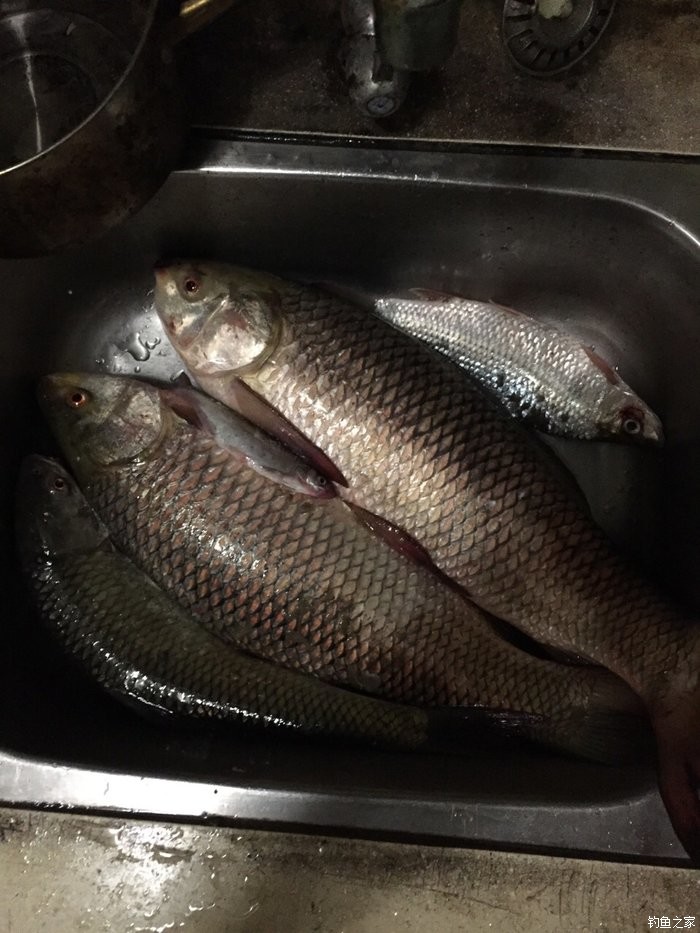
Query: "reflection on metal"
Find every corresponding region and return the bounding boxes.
[340,0,464,118]
[0,0,237,257]
[340,0,409,118]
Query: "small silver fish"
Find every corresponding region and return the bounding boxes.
[374,293,663,444]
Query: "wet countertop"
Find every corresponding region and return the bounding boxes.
[2,808,699,931]
[183,0,700,154]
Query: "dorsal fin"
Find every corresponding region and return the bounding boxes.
[583,346,621,386]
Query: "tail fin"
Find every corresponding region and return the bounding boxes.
[527,673,651,765]
[538,707,653,765]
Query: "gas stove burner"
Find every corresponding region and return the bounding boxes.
[502,0,616,76]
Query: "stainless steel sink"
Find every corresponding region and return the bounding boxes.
[2,138,699,864]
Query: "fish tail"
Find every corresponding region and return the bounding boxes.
[527,673,652,765]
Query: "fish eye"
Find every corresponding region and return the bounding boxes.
[66,389,90,409]
[315,475,327,487]
[52,476,66,490]
[182,275,202,299]
[620,406,644,436]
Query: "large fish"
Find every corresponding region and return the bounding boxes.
[153,261,700,858]
[374,292,663,443]
[16,453,448,749]
[39,373,645,766]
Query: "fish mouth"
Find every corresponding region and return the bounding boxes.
[646,412,665,446]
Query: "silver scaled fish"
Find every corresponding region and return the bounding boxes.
[375,292,663,443]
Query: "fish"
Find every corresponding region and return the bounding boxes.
[374,292,663,444]
[152,261,700,859]
[39,372,647,766]
[16,453,456,749]
[160,386,335,498]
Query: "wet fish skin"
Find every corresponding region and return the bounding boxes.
[374,293,663,444]
[40,372,646,766]
[160,387,335,498]
[152,262,700,858]
[17,454,437,749]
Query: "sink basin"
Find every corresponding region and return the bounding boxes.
[2,138,699,863]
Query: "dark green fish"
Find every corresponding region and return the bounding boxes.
[39,374,646,767]
[17,454,446,749]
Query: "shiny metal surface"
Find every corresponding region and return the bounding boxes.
[1,138,699,863]
[0,0,235,257]
[340,0,410,118]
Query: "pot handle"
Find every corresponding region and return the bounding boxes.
[173,0,239,41]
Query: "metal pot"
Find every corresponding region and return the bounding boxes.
[0,0,234,257]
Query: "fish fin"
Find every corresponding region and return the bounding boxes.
[406,288,534,323]
[550,708,652,765]
[582,346,622,386]
[345,501,437,571]
[405,290,532,319]
[652,701,700,861]
[408,287,458,302]
[484,612,600,665]
[160,387,336,500]
[160,387,208,431]
[227,378,349,488]
[486,300,533,321]
[534,674,651,765]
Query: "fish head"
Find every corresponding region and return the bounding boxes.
[599,389,665,445]
[16,455,109,562]
[37,373,171,480]
[154,261,281,379]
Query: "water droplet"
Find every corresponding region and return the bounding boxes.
[122,333,151,362]
[134,366,141,374]
[144,336,161,350]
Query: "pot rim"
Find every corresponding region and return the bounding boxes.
[0,0,162,178]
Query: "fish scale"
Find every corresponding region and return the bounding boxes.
[18,458,445,749]
[150,262,700,855]
[38,395,640,760]
[251,296,615,628]
[373,295,663,443]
